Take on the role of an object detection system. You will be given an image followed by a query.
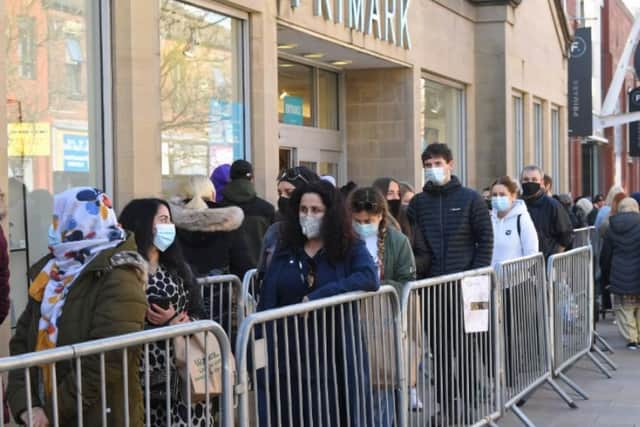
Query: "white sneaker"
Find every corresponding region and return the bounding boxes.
[410,387,423,411]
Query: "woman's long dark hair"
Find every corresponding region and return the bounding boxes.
[281,181,355,264]
[349,187,388,279]
[118,198,196,292]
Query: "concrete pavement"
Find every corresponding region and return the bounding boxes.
[500,318,640,427]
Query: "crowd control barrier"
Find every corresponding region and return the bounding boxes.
[572,226,595,248]
[198,275,244,340]
[241,269,259,316]
[0,320,233,427]
[497,254,576,427]
[548,247,612,400]
[401,268,500,427]
[235,286,406,427]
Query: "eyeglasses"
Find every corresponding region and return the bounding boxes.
[278,167,309,184]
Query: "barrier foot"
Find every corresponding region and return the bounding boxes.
[587,351,613,378]
[594,331,615,354]
[546,378,577,409]
[591,344,617,371]
[557,373,589,400]
[511,405,536,427]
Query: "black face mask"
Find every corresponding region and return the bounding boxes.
[521,182,541,198]
[387,199,401,218]
[277,196,289,214]
[485,199,492,210]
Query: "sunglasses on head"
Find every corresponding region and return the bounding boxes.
[353,191,378,211]
[278,167,309,184]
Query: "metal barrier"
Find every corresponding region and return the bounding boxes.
[497,254,576,426]
[198,275,244,340]
[0,320,233,427]
[401,268,500,427]
[241,269,259,316]
[235,286,406,427]
[572,226,595,248]
[548,247,612,400]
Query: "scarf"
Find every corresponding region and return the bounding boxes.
[28,187,125,394]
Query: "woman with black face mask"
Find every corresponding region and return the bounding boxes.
[373,177,412,238]
[275,166,320,221]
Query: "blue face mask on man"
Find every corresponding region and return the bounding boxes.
[491,196,512,212]
[154,223,176,252]
[353,221,379,238]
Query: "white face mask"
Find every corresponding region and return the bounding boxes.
[300,215,323,239]
[424,167,449,186]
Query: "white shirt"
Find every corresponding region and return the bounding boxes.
[491,199,539,268]
[364,234,380,279]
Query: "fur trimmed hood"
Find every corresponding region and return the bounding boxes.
[169,197,244,233]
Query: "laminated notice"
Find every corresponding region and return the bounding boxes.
[461,275,491,333]
[253,338,267,370]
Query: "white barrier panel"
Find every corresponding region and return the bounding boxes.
[235,286,406,427]
[198,275,244,340]
[548,247,612,400]
[401,268,500,427]
[0,321,233,427]
[497,254,576,426]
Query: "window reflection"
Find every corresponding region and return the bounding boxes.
[160,0,246,195]
[278,60,314,127]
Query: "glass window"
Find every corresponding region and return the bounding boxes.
[318,70,339,130]
[6,0,105,326]
[160,0,246,195]
[534,102,544,167]
[278,60,339,129]
[513,95,524,174]
[278,60,314,127]
[552,108,561,184]
[420,78,466,181]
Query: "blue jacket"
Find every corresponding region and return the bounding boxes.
[407,176,493,278]
[600,212,640,295]
[256,239,379,427]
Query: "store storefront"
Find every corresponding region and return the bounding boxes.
[1,0,571,332]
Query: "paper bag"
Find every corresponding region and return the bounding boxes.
[174,332,234,402]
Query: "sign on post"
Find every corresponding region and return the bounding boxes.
[630,87,640,157]
[568,27,593,137]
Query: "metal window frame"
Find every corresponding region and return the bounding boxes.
[513,94,525,175]
[101,0,114,197]
[551,107,561,184]
[533,101,544,167]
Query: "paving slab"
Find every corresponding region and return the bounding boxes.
[500,319,640,427]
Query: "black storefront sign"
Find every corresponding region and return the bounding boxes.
[629,88,640,157]
[568,27,593,137]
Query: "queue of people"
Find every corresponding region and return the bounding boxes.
[2,144,630,426]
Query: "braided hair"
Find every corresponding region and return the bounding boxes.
[349,187,388,280]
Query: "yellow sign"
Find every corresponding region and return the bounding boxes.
[8,122,51,157]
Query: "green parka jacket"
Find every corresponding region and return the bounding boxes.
[7,235,148,426]
[381,226,417,294]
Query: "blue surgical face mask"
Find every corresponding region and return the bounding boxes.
[424,167,448,186]
[153,223,176,252]
[353,221,379,238]
[491,196,512,212]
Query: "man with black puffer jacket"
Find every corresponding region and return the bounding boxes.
[222,160,276,267]
[408,143,493,279]
[520,166,573,258]
[407,142,493,425]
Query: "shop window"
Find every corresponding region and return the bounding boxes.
[420,78,466,182]
[6,0,106,327]
[513,95,525,175]
[17,16,36,80]
[534,102,544,167]
[160,0,247,195]
[278,60,339,130]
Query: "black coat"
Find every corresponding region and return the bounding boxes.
[600,212,640,295]
[222,179,276,267]
[170,199,253,278]
[524,193,573,259]
[407,176,493,278]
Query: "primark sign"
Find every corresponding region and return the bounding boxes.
[290,0,411,49]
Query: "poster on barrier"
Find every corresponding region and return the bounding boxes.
[461,275,490,333]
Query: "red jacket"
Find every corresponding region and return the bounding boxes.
[0,225,10,324]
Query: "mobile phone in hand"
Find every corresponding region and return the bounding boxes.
[148,295,171,310]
